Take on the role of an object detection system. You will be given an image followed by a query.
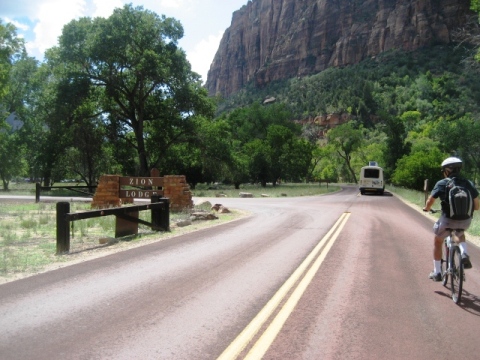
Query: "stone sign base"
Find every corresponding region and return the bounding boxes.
[92,174,193,212]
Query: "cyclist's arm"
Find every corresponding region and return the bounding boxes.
[423,195,436,212]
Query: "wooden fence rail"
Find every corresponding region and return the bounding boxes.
[36,182,97,202]
[56,196,170,254]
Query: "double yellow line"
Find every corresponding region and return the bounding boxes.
[218,212,351,360]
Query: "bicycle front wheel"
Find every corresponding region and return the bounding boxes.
[450,246,464,304]
[442,243,449,286]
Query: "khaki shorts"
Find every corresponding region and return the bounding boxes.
[433,214,471,238]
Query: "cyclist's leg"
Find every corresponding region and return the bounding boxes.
[455,224,473,269]
[430,217,448,280]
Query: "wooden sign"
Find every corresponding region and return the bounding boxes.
[119,177,164,187]
[119,190,164,199]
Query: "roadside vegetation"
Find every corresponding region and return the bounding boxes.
[388,184,480,237]
[0,182,338,281]
[0,199,241,281]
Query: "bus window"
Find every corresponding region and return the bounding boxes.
[364,169,380,178]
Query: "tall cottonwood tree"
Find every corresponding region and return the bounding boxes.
[0,21,29,189]
[57,4,215,176]
[326,122,365,183]
[18,47,102,187]
[0,21,24,101]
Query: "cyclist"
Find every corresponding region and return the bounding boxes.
[423,157,479,281]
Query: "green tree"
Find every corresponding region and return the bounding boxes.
[392,145,445,190]
[0,21,28,189]
[244,139,271,187]
[0,53,37,189]
[0,21,24,102]
[62,116,117,191]
[221,101,309,186]
[0,121,26,189]
[158,116,233,187]
[265,125,313,184]
[326,122,364,183]
[320,163,338,183]
[383,115,410,181]
[433,115,480,182]
[20,48,100,186]
[226,148,251,189]
[225,102,298,143]
[352,126,387,170]
[470,0,480,63]
[57,4,215,176]
[400,110,422,131]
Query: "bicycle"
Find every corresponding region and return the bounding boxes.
[429,209,465,304]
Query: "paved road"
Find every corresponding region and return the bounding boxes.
[1,187,480,359]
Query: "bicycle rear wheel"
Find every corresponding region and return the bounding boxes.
[441,243,449,286]
[450,246,463,304]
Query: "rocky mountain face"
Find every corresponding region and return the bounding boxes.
[206,0,474,97]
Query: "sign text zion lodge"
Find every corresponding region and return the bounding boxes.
[118,176,163,199]
[91,170,193,212]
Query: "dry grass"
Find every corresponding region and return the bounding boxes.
[0,200,246,283]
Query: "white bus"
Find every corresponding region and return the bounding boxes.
[359,161,384,195]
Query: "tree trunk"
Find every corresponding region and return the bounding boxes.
[134,117,150,177]
[2,178,9,190]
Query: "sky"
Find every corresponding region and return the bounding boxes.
[0,0,250,83]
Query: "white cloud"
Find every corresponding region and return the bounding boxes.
[92,0,123,18]
[10,0,245,76]
[3,17,29,31]
[159,0,187,9]
[27,0,86,58]
[186,30,223,82]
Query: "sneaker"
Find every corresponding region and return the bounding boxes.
[462,253,472,269]
[429,271,442,282]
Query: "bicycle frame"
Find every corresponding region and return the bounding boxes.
[441,230,465,304]
[426,209,466,304]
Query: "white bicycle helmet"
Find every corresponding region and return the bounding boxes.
[441,157,462,171]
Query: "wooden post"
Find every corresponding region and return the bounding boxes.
[35,183,41,203]
[151,195,170,231]
[424,179,429,204]
[56,202,70,254]
[160,198,170,231]
[115,211,139,238]
[150,168,160,178]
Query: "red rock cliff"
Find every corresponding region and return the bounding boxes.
[205,0,474,97]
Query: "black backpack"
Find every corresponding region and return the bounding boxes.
[444,177,474,220]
